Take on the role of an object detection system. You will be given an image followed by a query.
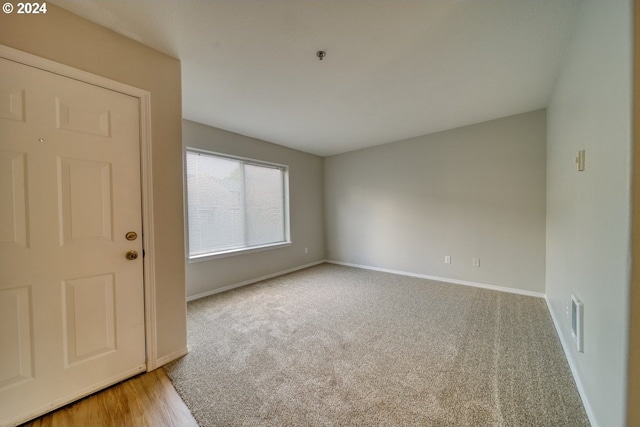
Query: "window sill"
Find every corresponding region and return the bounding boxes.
[187,241,292,263]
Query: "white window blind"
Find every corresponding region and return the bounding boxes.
[186,150,289,259]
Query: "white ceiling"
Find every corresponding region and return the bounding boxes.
[52,0,580,156]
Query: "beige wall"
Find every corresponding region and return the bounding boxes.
[324,110,546,293]
[183,120,325,298]
[546,1,632,426]
[0,5,187,362]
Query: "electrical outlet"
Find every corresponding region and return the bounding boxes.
[304,247,308,254]
[445,256,451,264]
[472,258,480,267]
[565,302,570,319]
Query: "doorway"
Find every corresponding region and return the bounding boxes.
[0,47,155,426]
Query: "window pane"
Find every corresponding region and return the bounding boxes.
[244,164,285,246]
[187,152,245,256]
[186,150,288,258]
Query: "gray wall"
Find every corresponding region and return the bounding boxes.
[183,120,325,298]
[324,110,546,293]
[546,1,632,426]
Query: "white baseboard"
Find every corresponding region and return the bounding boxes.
[155,346,189,368]
[545,297,597,427]
[186,260,326,302]
[327,260,545,298]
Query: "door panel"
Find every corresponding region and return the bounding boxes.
[62,274,116,366]
[0,88,25,122]
[58,158,113,244]
[55,97,111,137]
[0,286,33,390]
[0,151,28,247]
[0,57,146,425]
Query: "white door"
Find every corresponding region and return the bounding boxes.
[0,57,146,425]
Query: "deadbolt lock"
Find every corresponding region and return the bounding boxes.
[126,250,139,260]
[125,231,138,241]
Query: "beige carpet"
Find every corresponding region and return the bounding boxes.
[165,263,589,426]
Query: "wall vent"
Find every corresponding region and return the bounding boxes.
[571,295,584,352]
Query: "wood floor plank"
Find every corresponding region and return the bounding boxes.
[20,369,198,427]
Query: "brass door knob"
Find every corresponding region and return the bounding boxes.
[126,250,138,260]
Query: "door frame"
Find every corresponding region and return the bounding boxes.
[0,44,160,370]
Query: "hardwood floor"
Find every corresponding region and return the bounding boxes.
[20,369,198,427]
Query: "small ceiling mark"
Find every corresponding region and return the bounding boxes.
[316,50,326,61]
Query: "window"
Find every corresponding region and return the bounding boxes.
[186,149,290,260]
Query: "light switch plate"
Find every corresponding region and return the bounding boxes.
[571,295,584,352]
[575,150,585,171]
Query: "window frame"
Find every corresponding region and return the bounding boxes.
[184,148,291,263]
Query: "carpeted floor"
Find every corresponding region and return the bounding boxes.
[165,263,589,427]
